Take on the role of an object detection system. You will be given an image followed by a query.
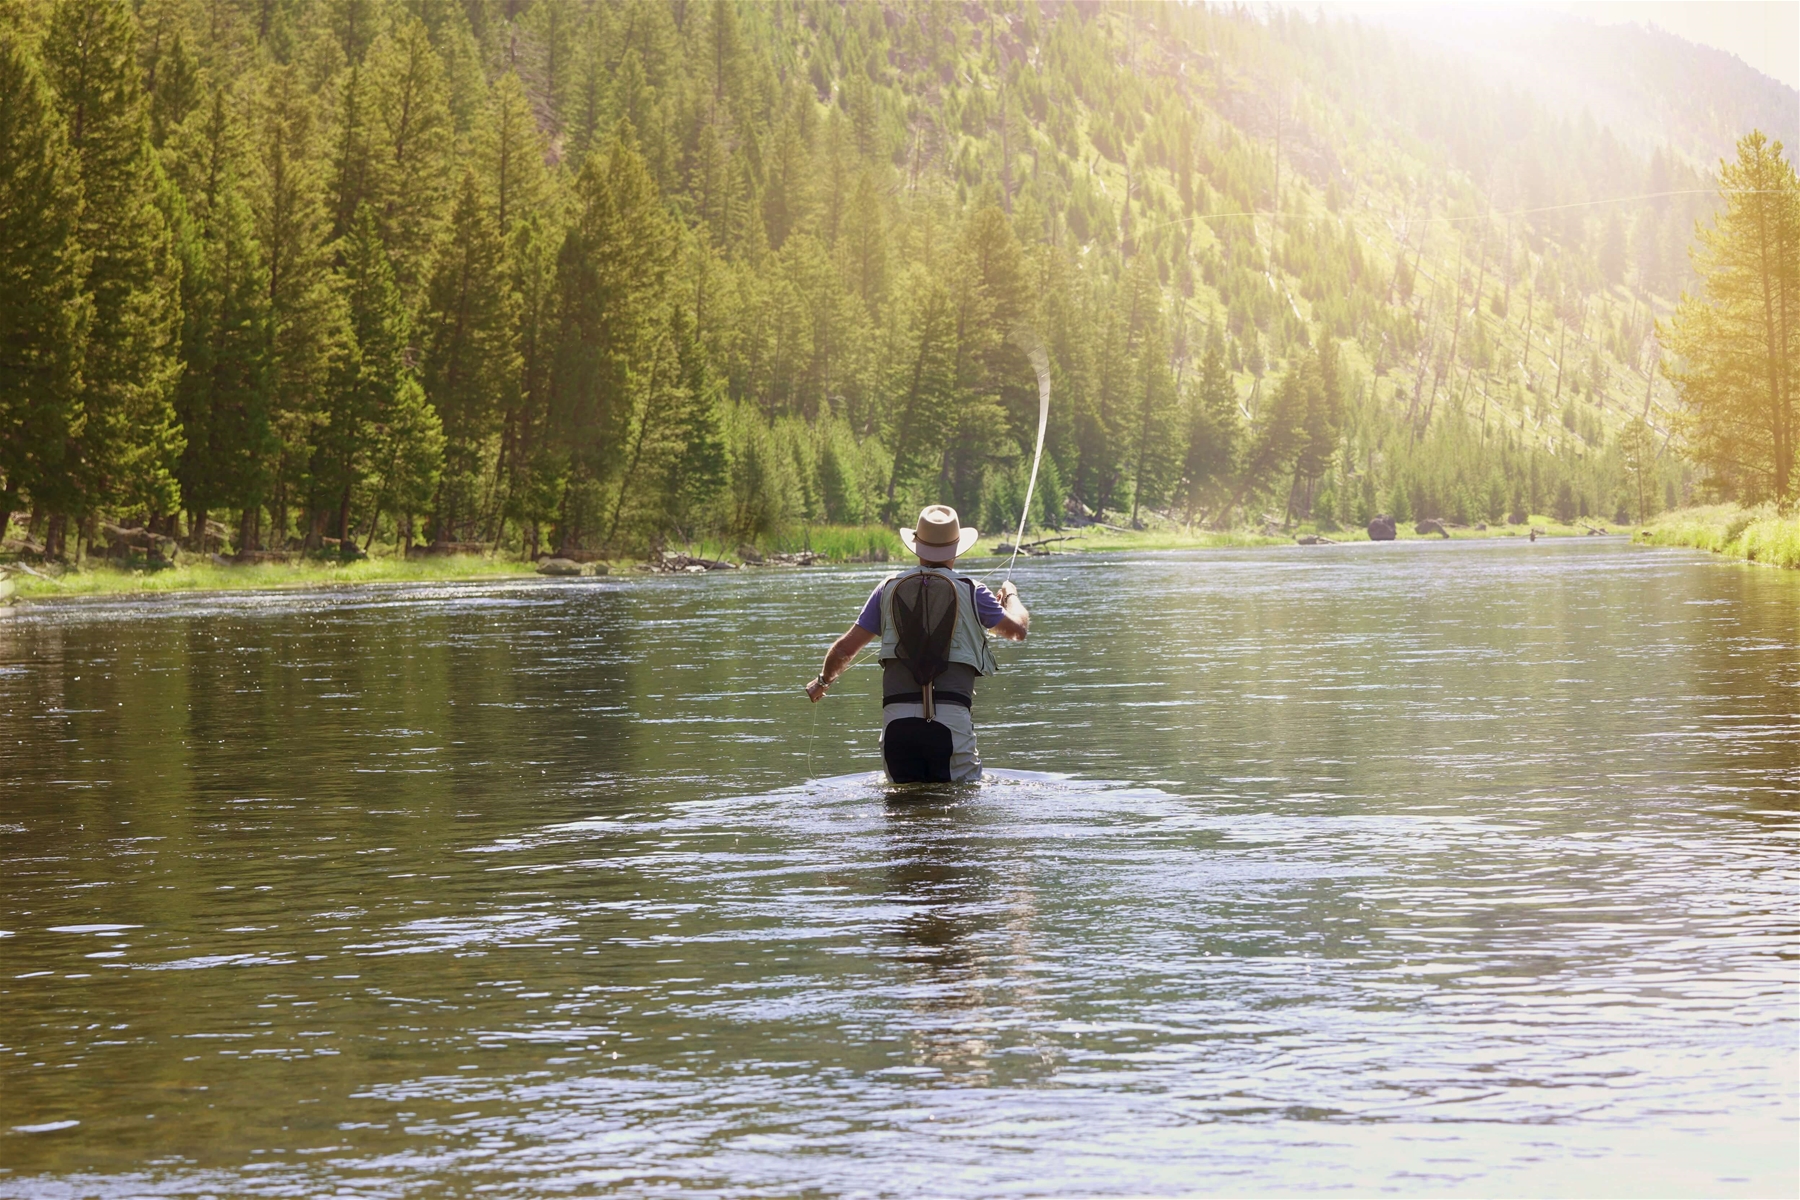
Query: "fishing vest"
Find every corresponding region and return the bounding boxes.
[877,566,999,679]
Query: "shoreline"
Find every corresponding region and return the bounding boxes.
[1,515,1680,605]
[1631,505,1799,570]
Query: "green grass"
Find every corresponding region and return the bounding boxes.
[6,552,536,601]
[2,511,1662,606]
[1635,504,1800,569]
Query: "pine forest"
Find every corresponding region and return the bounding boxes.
[0,0,1795,567]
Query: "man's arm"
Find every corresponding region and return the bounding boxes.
[991,580,1029,641]
[805,624,875,701]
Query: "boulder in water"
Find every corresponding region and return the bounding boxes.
[1367,515,1397,541]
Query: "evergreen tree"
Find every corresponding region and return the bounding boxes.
[139,0,199,149]
[43,0,184,530]
[1182,324,1239,522]
[882,269,959,519]
[667,304,727,535]
[547,126,677,549]
[1615,416,1658,523]
[1291,337,1345,519]
[364,16,453,290]
[1662,132,1799,504]
[314,204,408,549]
[358,372,442,552]
[478,72,551,242]
[1126,317,1181,526]
[252,64,341,552]
[0,30,90,538]
[167,86,272,547]
[419,168,519,541]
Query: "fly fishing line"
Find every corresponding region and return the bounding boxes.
[1004,341,1052,585]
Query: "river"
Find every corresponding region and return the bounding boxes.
[1,539,1795,1197]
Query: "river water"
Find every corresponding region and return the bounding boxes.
[0,539,1794,1197]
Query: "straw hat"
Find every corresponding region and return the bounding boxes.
[899,504,979,563]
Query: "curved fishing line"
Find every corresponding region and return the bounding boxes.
[1003,339,1053,586]
[806,642,877,778]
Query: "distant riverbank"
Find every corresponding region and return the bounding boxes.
[1634,505,1800,570]
[2,516,1651,604]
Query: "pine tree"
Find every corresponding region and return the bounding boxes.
[547,125,677,549]
[43,0,184,531]
[420,168,520,542]
[668,304,727,534]
[478,72,551,242]
[314,204,408,549]
[252,64,342,552]
[1615,416,1657,523]
[1291,337,1345,519]
[358,372,442,552]
[139,0,199,149]
[167,85,273,547]
[520,0,575,137]
[1183,324,1239,522]
[0,30,90,539]
[328,64,377,243]
[1226,364,1306,526]
[364,16,453,291]
[1662,131,1799,504]
[500,211,561,551]
[1127,318,1181,526]
[882,269,959,519]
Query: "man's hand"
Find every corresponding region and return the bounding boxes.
[807,624,875,702]
[993,580,1029,640]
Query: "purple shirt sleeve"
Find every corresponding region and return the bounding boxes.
[854,583,885,634]
[970,581,1005,628]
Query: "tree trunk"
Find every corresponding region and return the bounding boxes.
[238,505,260,554]
[336,482,351,547]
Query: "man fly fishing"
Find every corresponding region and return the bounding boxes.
[805,506,1029,783]
[806,336,1050,783]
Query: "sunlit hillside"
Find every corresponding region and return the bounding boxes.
[0,0,1793,562]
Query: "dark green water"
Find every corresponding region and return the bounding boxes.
[1,539,1795,1197]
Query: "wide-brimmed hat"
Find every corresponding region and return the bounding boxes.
[898,504,979,563]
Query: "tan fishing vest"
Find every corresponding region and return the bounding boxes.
[877,566,999,677]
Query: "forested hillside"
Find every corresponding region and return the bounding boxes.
[0,0,1791,561]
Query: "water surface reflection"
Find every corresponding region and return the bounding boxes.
[0,541,1795,1196]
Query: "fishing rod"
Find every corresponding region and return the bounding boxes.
[1002,338,1053,586]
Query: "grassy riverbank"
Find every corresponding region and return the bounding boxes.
[0,515,1643,604]
[4,553,536,601]
[1634,505,1800,569]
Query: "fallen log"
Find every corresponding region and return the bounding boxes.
[992,535,1084,556]
[652,552,738,572]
